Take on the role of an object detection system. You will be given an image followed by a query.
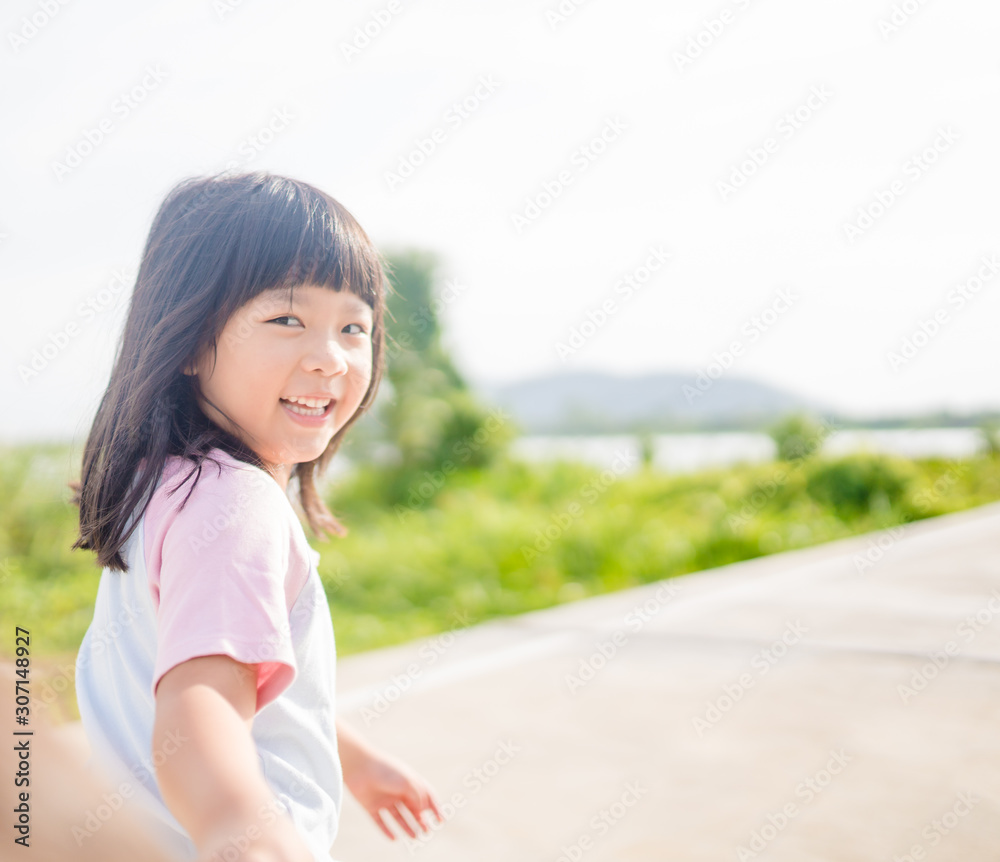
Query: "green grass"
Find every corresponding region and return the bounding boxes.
[321,452,1000,651]
[2,442,999,720]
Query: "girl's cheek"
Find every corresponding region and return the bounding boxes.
[222,311,259,346]
[352,354,373,378]
[347,342,372,368]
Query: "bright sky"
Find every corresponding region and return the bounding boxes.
[2,0,998,443]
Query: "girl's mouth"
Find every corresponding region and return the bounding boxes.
[280,398,336,423]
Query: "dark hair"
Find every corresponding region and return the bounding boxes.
[70,171,389,573]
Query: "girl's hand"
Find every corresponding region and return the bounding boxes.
[337,721,443,840]
[345,748,444,840]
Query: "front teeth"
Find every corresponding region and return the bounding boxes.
[282,396,331,416]
[285,403,323,416]
[284,396,330,408]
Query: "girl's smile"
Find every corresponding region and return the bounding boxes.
[279,396,337,424]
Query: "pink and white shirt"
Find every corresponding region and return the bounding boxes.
[75,448,343,861]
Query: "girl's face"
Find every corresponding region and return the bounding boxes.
[187,283,374,488]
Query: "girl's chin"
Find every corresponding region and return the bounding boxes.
[285,439,335,465]
[261,441,331,467]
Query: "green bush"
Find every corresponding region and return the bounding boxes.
[804,454,915,518]
[768,413,829,462]
[978,420,1000,458]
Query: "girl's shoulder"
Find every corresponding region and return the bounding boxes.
[143,448,312,589]
[158,447,277,493]
[150,447,292,525]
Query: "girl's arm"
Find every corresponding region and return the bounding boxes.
[153,655,314,862]
[336,718,443,840]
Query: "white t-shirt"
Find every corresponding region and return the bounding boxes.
[75,448,343,861]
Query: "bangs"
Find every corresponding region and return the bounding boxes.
[210,174,384,327]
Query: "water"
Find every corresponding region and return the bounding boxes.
[320,428,985,485]
[507,428,985,475]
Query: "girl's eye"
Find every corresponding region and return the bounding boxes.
[269,317,368,334]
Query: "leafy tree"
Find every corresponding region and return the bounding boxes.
[978,419,1000,458]
[351,249,516,506]
[768,413,828,462]
[636,427,656,470]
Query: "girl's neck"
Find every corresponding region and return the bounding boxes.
[268,462,293,492]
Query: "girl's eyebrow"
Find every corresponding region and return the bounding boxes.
[260,287,371,315]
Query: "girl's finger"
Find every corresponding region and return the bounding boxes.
[401,797,430,833]
[387,803,419,840]
[425,791,445,823]
[372,808,397,841]
[408,791,441,831]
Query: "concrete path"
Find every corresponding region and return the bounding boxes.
[329,502,1000,861]
[53,503,1000,860]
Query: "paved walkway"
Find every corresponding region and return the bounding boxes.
[51,502,1000,860]
[329,502,1000,861]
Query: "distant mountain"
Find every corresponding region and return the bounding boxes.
[471,371,831,434]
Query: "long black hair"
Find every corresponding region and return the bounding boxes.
[71,171,389,573]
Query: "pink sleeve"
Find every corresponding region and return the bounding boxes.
[146,460,298,713]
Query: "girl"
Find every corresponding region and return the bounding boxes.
[71,172,442,861]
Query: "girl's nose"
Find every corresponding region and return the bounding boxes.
[305,336,350,376]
